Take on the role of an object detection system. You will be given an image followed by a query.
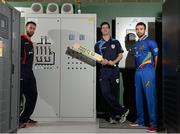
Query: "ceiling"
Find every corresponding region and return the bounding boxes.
[6,0,162,3]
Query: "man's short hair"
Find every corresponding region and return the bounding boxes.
[100,22,110,29]
[136,22,146,29]
[26,21,36,27]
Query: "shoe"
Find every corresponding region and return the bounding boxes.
[28,119,38,124]
[24,119,38,126]
[109,117,118,124]
[120,109,129,123]
[17,122,26,129]
[129,122,140,127]
[146,126,157,133]
[115,115,121,122]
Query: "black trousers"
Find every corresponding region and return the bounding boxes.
[99,67,124,118]
[121,68,136,122]
[20,69,38,123]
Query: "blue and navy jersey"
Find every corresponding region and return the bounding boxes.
[94,38,124,65]
[134,36,158,68]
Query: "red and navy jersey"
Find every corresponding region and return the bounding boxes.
[95,37,124,66]
[21,34,34,69]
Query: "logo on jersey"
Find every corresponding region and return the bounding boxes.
[28,51,34,55]
[139,45,144,51]
[111,44,115,49]
[28,49,34,55]
[135,51,139,55]
[145,81,151,88]
[153,48,158,53]
[134,47,140,57]
[116,78,119,84]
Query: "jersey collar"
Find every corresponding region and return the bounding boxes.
[101,36,112,42]
[138,35,148,41]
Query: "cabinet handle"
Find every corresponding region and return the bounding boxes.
[12,64,14,74]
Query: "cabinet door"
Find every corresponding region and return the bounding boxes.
[10,8,20,132]
[28,17,61,118]
[60,16,95,119]
[0,5,12,132]
[163,0,180,132]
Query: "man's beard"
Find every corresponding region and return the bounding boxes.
[137,32,145,38]
[26,32,34,37]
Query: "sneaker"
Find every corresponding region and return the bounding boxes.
[146,126,157,133]
[129,122,140,127]
[24,119,38,126]
[28,119,38,124]
[17,122,26,129]
[109,117,118,124]
[120,109,129,123]
[115,115,121,122]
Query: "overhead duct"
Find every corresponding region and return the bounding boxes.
[61,3,73,14]
[31,3,43,13]
[46,3,59,14]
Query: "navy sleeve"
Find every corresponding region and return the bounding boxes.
[94,43,100,54]
[116,40,124,54]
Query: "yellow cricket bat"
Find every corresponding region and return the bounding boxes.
[69,43,104,63]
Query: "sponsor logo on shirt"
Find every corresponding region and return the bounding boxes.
[139,45,144,51]
[111,44,115,49]
[28,51,33,55]
[153,48,158,53]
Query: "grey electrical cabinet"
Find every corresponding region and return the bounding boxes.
[26,14,96,121]
[0,4,20,133]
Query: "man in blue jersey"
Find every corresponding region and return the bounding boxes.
[130,22,158,133]
[95,22,129,124]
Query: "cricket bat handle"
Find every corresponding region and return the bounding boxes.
[99,59,117,67]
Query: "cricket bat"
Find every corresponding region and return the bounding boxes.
[69,43,104,63]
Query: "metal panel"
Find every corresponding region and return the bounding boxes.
[28,17,61,118]
[10,7,20,132]
[115,17,155,68]
[60,15,96,120]
[162,0,180,132]
[0,4,20,133]
[0,13,9,39]
[0,4,11,133]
